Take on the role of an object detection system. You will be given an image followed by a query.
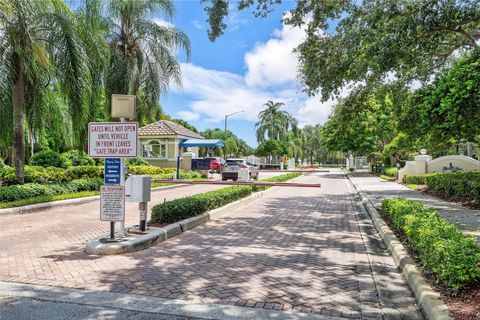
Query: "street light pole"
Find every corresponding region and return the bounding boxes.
[224,110,245,135]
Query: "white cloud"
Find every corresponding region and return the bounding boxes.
[174,21,335,129]
[192,19,203,29]
[245,25,305,87]
[151,18,172,28]
[177,110,200,121]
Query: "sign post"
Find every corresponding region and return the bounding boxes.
[89,118,137,239]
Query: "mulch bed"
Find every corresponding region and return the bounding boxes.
[377,209,480,320]
[422,188,480,210]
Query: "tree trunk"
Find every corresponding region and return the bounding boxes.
[12,53,25,184]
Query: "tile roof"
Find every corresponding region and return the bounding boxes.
[138,120,204,139]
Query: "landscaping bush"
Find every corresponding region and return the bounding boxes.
[151,186,252,224]
[0,178,103,202]
[126,157,150,166]
[62,150,95,166]
[127,166,177,175]
[30,150,71,168]
[404,173,437,185]
[151,172,302,224]
[425,171,480,200]
[0,165,103,185]
[405,171,480,200]
[382,198,480,290]
[385,166,398,177]
[66,166,103,180]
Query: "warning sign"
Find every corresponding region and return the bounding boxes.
[88,122,138,158]
[100,185,125,221]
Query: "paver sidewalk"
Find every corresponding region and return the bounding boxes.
[349,173,480,243]
[0,171,422,319]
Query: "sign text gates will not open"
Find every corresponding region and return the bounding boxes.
[88,122,138,158]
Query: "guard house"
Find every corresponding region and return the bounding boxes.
[138,120,204,167]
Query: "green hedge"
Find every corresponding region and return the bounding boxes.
[0,165,182,185]
[0,178,103,202]
[382,198,480,291]
[0,166,103,185]
[62,150,95,166]
[127,166,177,175]
[404,173,437,185]
[151,186,252,224]
[405,171,480,199]
[385,167,398,177]
[151,172,302,224]
[425,171,480,200]
[30,150,71,168]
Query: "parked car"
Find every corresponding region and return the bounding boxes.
[222,158,259,181]
[204,157,225,173]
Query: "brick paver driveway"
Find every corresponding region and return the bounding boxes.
[0,171,422,319]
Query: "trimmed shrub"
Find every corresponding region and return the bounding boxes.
[126,157,150,166]
[151,172,302,224]
[66,166,103,180]
[62,150,95,166]
[30,150,71,168]
[385,167,398,178]
[425,171,480,200]
[0,165,103,185]
[405,171,480,199]
[382,198,480,291]
[0,178,103,202]
[404,173,437,185]
[127,166,177,175]
[151,186,252,224]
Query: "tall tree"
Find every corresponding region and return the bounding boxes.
[400,47,480,149]
[0,0,91,183]
[104,0,190,124]
[255,101,297,143]
[203,0,480,100]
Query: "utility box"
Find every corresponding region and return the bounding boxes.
[125,175,151,202]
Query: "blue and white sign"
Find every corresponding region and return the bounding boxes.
[104,158,121,185]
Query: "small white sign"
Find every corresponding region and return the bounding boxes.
[100,185,125,221]
[88,122,138,158]
[112,94,136,118]
[139,202,147,220]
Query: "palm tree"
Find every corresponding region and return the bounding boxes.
[0,0,92,183]
[255,101,298,143]
[104,0,190,124]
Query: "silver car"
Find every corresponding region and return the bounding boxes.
[222,158,259,181]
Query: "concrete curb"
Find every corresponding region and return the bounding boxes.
[85,176,303,255]
[0,184,187,216]
[345,174,452,320]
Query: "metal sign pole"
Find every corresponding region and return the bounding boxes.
[119,117,126,238]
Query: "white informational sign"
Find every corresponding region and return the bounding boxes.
[100,185,125,221]
[139,202,147,220]
[111,94,136,118]
[88,122,138,158]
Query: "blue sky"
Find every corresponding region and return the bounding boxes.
[159,1,336,147]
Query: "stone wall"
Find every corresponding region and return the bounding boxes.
[398,154,480,181]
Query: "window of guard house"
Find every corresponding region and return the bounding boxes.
[143,140,166,159]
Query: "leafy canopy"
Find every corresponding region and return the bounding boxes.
[202,0,480,100]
